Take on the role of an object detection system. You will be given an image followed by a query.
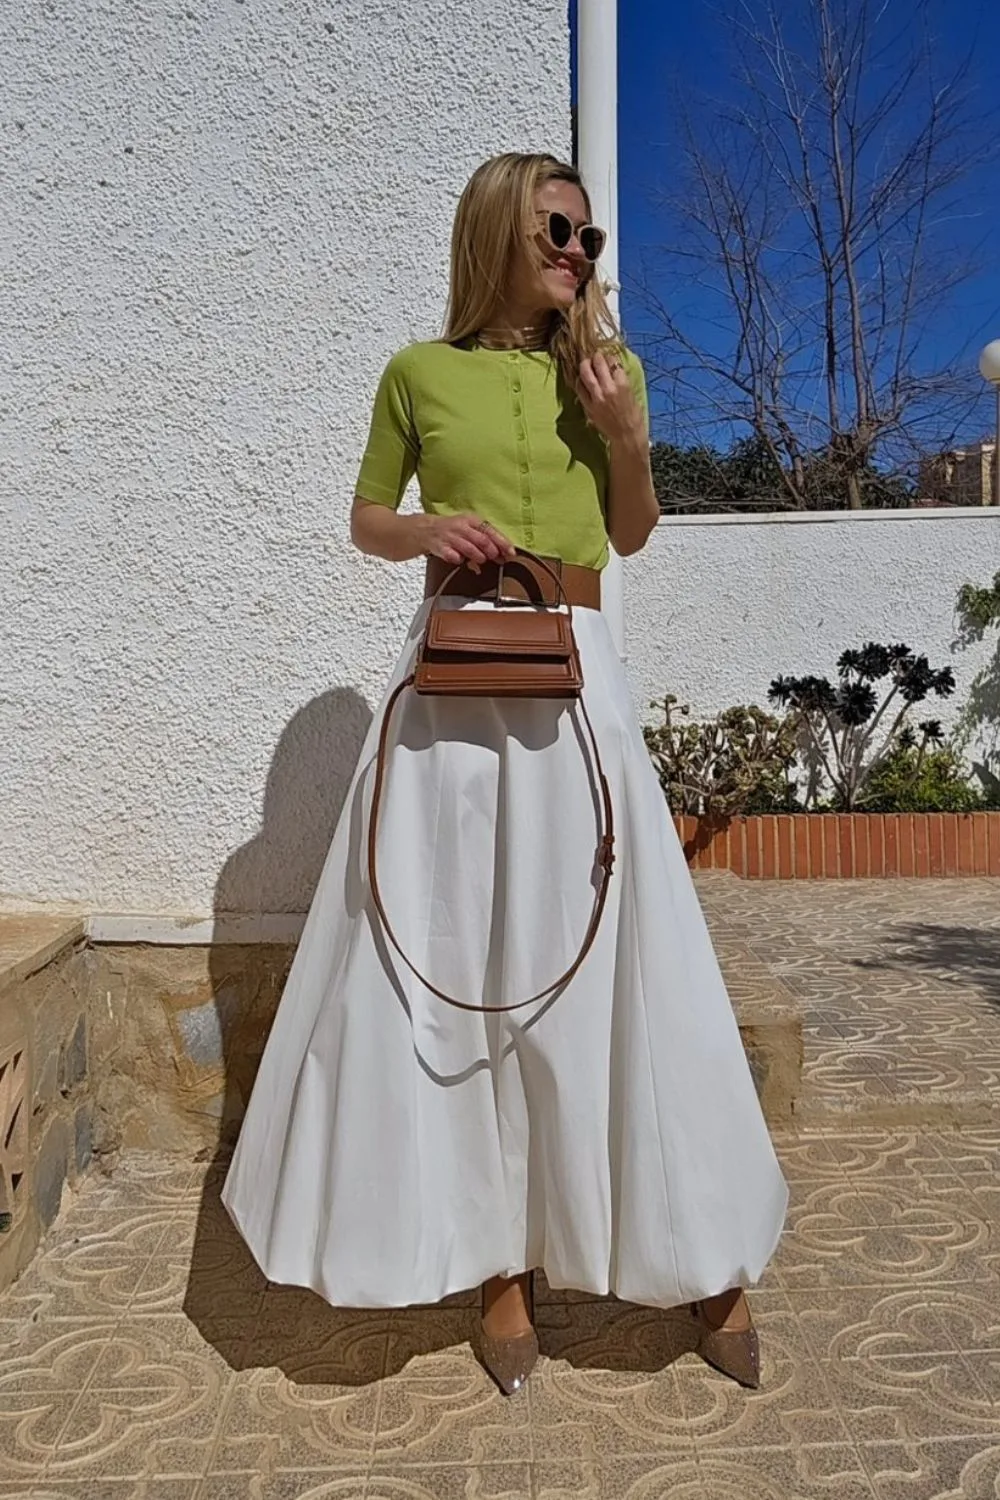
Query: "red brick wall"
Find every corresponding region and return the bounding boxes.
[674,813,1000,878]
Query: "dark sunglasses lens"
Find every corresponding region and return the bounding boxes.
[547,211,573,250]
[580,226,606,262]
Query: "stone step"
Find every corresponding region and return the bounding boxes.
[714,936,803,1128]
[0,915,90,1296]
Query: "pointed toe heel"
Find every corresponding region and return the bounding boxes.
[691,1298,761,1390]
[479,1273,538,1396]
[478,1325,539,1396]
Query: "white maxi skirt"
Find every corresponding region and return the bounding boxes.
[222,600,788,1309]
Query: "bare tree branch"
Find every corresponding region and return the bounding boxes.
[636,0,1000,510]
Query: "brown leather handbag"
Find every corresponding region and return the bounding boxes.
[414,552,583,697]
[367,551,615,1014]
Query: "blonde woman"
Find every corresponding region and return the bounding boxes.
[223,153,788,1396]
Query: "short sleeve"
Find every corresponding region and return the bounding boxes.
[354,350,420,508]
[623,349,649,436]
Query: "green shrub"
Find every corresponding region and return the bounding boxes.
[859,739,987,813]
[643,697,800,818]
[769,642,956,811]
[644,698,991,817]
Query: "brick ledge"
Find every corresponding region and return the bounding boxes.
[675,811,1000,879]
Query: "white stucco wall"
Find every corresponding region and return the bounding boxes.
[7,11,999,921]
[4,0,569,916]
[626,508,1000,770]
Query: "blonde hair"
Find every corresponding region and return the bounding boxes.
[442,153,622,386]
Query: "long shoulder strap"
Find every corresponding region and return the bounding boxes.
[366,678,615,1014]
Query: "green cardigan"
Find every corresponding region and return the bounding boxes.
[355,340,648,570]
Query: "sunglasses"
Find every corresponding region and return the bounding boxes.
[540,210,606,264]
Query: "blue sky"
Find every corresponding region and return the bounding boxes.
[607,0,1000,446]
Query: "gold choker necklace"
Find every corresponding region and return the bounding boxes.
[476,325,551,352]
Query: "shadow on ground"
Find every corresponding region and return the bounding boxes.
[183,1165,696,1385]
[858,922,1000,1008]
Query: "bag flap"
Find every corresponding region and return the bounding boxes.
[425,607,574,659]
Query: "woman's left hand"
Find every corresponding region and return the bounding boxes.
[577,354,644,444]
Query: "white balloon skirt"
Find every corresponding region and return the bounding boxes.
[222,600,788,1309]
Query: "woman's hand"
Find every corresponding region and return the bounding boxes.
[577,353,644,445]
[577,354,659,558]
[416,513,517,571]
[351,500,516,567]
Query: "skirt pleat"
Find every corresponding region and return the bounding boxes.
[222,601,788,1308]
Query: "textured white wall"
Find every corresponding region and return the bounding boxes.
[626,509,1000,770]
[3,0,569,915]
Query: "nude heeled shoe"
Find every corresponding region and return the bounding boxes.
[691,1294,761,1389]
[478,1274,538,1396]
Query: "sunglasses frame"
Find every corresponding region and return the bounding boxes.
[539,210,607,264]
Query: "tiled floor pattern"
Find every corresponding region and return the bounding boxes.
[2,878,1000,1498]
[698,876,1000,1128]
[3,1134,1000,1498]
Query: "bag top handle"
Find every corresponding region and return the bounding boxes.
[429,548,574,621]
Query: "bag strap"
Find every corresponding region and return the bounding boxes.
[367,676,615,1014]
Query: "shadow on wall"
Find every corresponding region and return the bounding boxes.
[953,618,1000,802]
[207,685,372,1141]
[966,647,1000,801]
[182,686,372,1367]
[214,686,374,917]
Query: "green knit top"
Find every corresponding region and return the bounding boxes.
[354,339,648,570]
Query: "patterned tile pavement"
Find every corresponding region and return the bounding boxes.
[697,876,1000,1129]
[1,880,999,1499]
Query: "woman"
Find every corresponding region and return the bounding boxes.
[222,153,787,1396]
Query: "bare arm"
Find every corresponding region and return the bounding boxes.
[606,426,659,558]
[577,354,659,558]
[351,498,516,568]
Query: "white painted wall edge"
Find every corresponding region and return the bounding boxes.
[657,506,1000,528]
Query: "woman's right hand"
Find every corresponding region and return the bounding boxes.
[350,498,517,567]
[416,513,517,571]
